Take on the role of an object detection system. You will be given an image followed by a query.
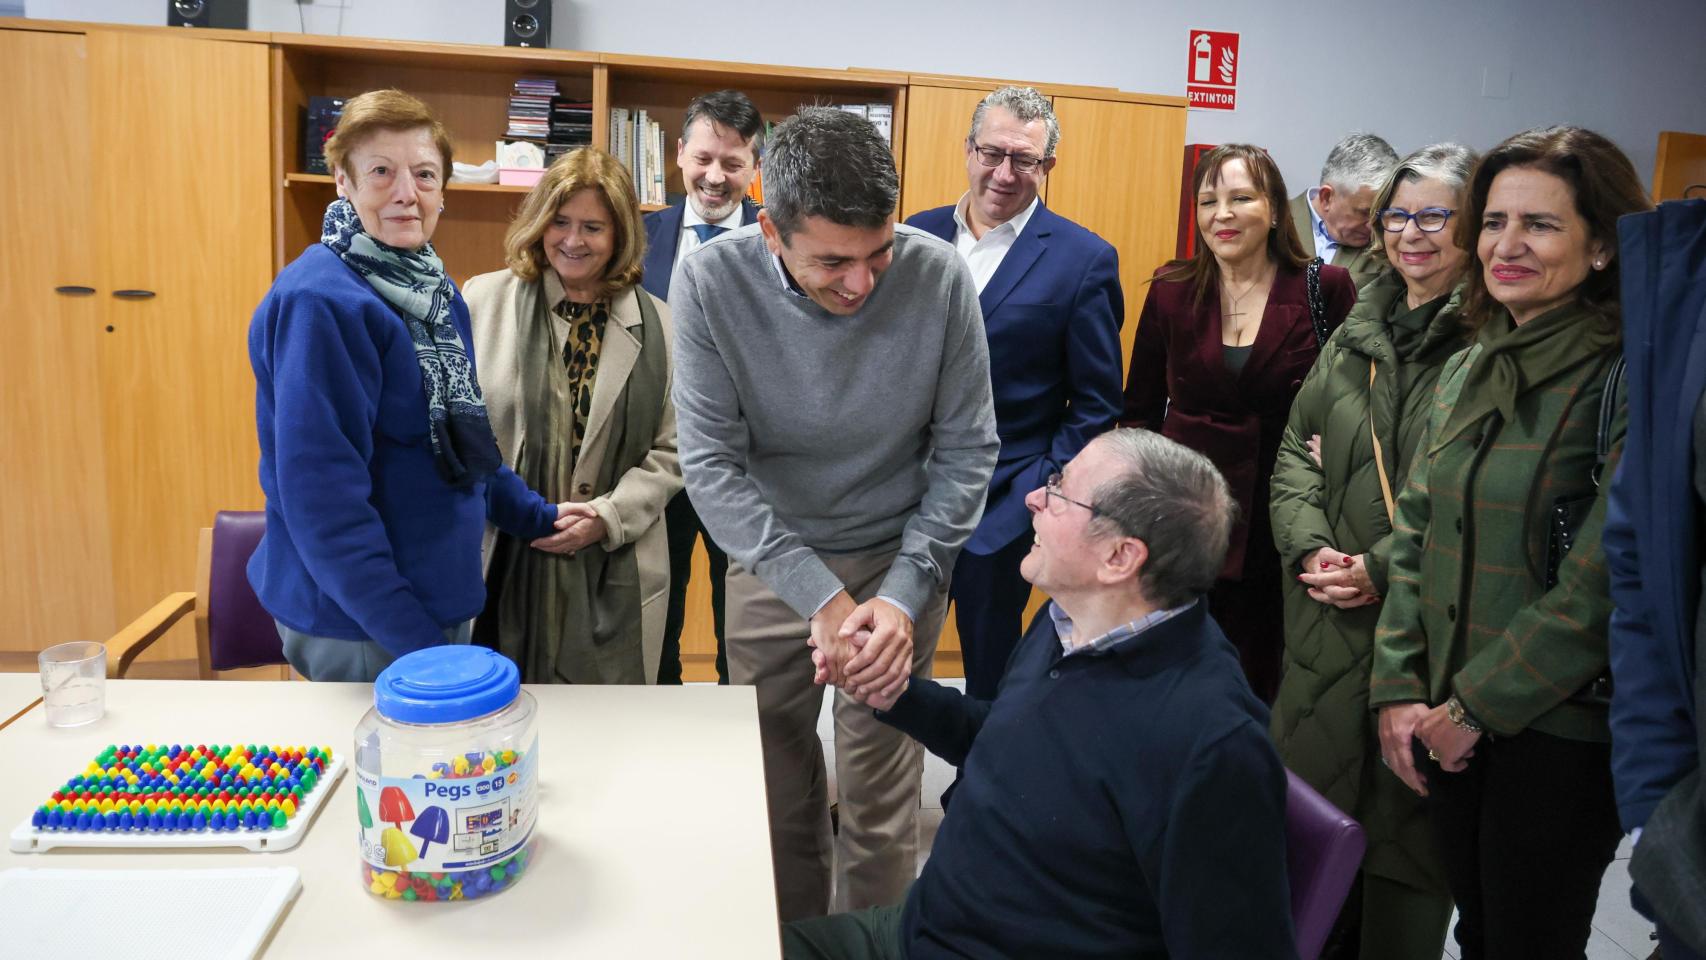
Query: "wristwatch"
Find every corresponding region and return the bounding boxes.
[1446,696,1484,735]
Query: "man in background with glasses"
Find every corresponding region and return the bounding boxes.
[906,85,1124,708]
[1290,132,1400,290]
[786,428,1295,959]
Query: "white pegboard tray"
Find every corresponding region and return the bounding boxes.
[8,753,346,853]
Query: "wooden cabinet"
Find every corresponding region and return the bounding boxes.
[2,20,1183,678]
[1653,130,1706,202]
[899,84,991,220]
[0,24,272,660]
[1044,95,1187,370]
[0,28,113,650]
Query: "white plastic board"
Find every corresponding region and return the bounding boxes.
[0,866,301,959]
[8,753,346,853]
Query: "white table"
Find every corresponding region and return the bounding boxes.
[0,671,44,730]
[0,680,781,957]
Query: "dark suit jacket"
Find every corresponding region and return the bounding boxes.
[1605,199,1706,951]
[1120,263,1356,577]
[906,203,1124,554]
[640,197,761,302]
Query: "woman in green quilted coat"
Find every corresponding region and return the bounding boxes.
[1369,127,1652,960]
[1270,143,1476,960]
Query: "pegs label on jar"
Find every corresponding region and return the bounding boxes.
[356,739,537,873]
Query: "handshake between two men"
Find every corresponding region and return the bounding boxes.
[805,590,915,712]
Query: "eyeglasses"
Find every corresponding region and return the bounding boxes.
[970,143,1047,175]
[1044,472,1101,517]
[1378,207,1455,233]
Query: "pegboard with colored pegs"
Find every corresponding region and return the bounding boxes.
[8,742,347,853]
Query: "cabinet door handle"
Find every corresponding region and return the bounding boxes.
[54,285,96,296]
[112,289,157,299]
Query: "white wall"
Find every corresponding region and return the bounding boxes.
[27,0,1706,192]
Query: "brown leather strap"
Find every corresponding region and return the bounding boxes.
[1370,361,1396,525]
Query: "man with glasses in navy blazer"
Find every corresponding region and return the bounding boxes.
[905,85,1124,705]
[641,88,764,685]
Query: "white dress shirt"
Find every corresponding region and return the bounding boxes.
[675,202,747,269]
[952,194,1039,292]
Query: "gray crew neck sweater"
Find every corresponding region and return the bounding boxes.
[670,222,999,618]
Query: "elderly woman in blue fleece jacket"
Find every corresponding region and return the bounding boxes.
[247,89,572,681]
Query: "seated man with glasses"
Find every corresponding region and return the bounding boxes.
[905,86,1124,710]
[784,428,1297,960]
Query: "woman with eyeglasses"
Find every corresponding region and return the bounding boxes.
[1369,127,1652,958]
[1121,143,1356,702]
[1268,143,1477,960]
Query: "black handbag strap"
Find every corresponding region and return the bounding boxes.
[1305,257,1328,347]
[1592,355,1625,487]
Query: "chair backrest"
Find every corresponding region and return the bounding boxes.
[197,510,282,674]
[1285,769,1367,960]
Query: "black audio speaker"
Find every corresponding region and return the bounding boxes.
[167,0,247,29]
[504,0,551,48]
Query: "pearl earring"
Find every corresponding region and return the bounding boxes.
[1593,258,1604,269]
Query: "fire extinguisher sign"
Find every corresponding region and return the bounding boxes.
[1186,30,1239,111]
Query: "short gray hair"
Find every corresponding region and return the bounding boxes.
[968,85,1060,159]
[762,107,898,243]
[1319,132,1399,191]
[1368,142,1480,257]
[1085,429,1235,609]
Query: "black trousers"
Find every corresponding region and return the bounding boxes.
[947,531,1035,702]
[1417,728,1621,960]
[658,491,728,684]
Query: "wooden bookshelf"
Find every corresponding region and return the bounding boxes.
[267,40,908,283]
[0,17,1187,672]
[285,172,533,193]
[604,56,907,201]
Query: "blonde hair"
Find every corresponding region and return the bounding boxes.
[503,147,646,297]
[323,89,453,180]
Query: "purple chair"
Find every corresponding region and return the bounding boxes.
[1286,769,1367,960]
[107,511,284,678]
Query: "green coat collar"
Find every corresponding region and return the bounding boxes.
[1431,301,1618,453]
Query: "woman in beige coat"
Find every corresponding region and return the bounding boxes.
[465,147,680,684]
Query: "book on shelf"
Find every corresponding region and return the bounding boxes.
[611,107,667,204]
[827,103,893,146]
[506,77,559,140]
[303,95,345,174]
[504,78,593,166]
[867,103,894,146]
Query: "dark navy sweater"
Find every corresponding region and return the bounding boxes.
[247,244,555,656]
[882,600,1297,959]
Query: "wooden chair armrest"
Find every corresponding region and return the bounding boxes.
[108,592,197,678]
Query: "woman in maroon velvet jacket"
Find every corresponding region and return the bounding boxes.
[1121,143,1356,701]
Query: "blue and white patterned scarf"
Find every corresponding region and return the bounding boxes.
[321,197,501,488]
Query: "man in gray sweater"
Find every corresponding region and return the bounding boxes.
[670,107,999,921]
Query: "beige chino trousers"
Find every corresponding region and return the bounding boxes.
[725,549,945,922]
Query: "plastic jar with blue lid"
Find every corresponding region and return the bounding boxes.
[355,645,538,901]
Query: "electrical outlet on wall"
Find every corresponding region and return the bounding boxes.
[1481,67,1512,99]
